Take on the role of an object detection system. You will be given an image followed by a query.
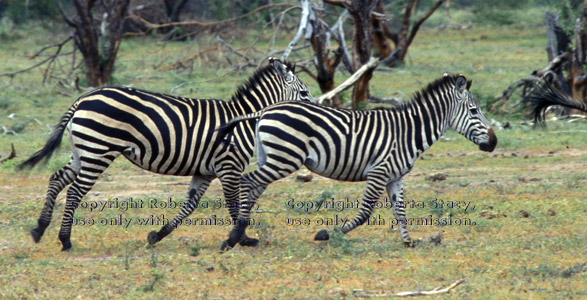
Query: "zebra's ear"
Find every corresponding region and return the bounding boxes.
[271,58,294,82]
[466,79,473,90]
[455,75,468,94]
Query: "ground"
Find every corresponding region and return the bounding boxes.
[0,20,586,299]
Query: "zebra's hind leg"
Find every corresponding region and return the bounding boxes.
[58,153,116,251]
[221,164,295,250]
[31,161,79,243]
[218,171,259,247]
[315,171,387,241]
[148,175,214,245]
[386,179,413,247]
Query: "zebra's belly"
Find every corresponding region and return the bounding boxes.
[121,146,213,176]
[306,162,369,182]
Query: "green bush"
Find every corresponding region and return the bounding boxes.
[2,0,62,24]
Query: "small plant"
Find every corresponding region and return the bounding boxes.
[328,229,355,255]
[150,249,158,268]
[428,199,446,217]
[13,251,29,260]
[189,245,200,257]
[141,272,164,292]
[314,190,334,207]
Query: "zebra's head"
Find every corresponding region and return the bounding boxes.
[269,58,315,103]
[448,75,497,152]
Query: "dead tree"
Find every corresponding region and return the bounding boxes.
[161,0,188,39]
[283,0,349,107]
[57,0,130,87]
[495,3,587,116]
[284,0,442,109]
[322,0,378,109]
[570,1,587,103]
[371,0,446,67]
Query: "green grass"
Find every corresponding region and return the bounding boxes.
[0,13,586,299]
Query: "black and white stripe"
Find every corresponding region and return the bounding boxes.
[220,74,497,249]
[18,59,314,251]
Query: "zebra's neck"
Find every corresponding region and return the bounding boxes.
[228,71,285,116]
[393,83,455,159]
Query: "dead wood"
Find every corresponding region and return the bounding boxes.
[129,3,293,35]
[316,57,379,104]
[351,279,465,297]
[495,5,587,116]
[0,35,74,82]
[372,0,446,67]
[0,144,16,164]
[368,96,403,106]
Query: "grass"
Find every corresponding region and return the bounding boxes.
[0,9,586,299]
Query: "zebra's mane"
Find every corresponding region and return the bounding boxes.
[385,75,460,113]
[228,61,295,104]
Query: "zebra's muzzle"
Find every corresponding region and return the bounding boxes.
[479,128,497,152]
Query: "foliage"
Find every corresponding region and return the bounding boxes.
[1,0,64,24]
[557,0,584,36]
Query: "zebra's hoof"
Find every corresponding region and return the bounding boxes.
[219,240,233,252]
[239,236,259,247]
[403,240,416,248]
[31,228,43,243]
[147,231,160,245]
[61,241,72,252]
[314,229,330,241]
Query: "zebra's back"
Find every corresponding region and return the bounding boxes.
[71,86,237,176]
[256,101,400,182]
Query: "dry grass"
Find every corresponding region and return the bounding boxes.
[0,19,586,299]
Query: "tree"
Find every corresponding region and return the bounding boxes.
[286,0,444,109]
[494,0,587,115]
[57,0,130,87]
[161,0,188,39]
[371,0,446,67]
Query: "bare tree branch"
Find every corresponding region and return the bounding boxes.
[296,64,318,82]
[281,0,314,61]
[405,0,446,49]
[316,56,379,104]
[129,3,293,31]
[216,35,251,61]
[352,279,465,297]
[330,9,353,72]
[368,96,404,106]
[0,35,74,78]
[0,144,16,164]
[265,44,311,62]
[323,0,350,9]
[496,52,568,101]
[56,0,76,27]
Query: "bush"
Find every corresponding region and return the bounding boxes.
[2,0,63,24]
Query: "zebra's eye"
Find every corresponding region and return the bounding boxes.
[300,91,309,98]
[470,108,478,115]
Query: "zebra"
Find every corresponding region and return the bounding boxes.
[217,74,497,250]
[17,58,314,251]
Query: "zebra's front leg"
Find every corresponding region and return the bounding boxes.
[315,173,387,241]
[148,175,214,245]
[31,164,78,243]
[218,171,259,247]
[386,178,413,247]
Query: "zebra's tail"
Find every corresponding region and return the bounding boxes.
[16,103,78,171]
[526,83,587,124]
[216,111,263,142]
